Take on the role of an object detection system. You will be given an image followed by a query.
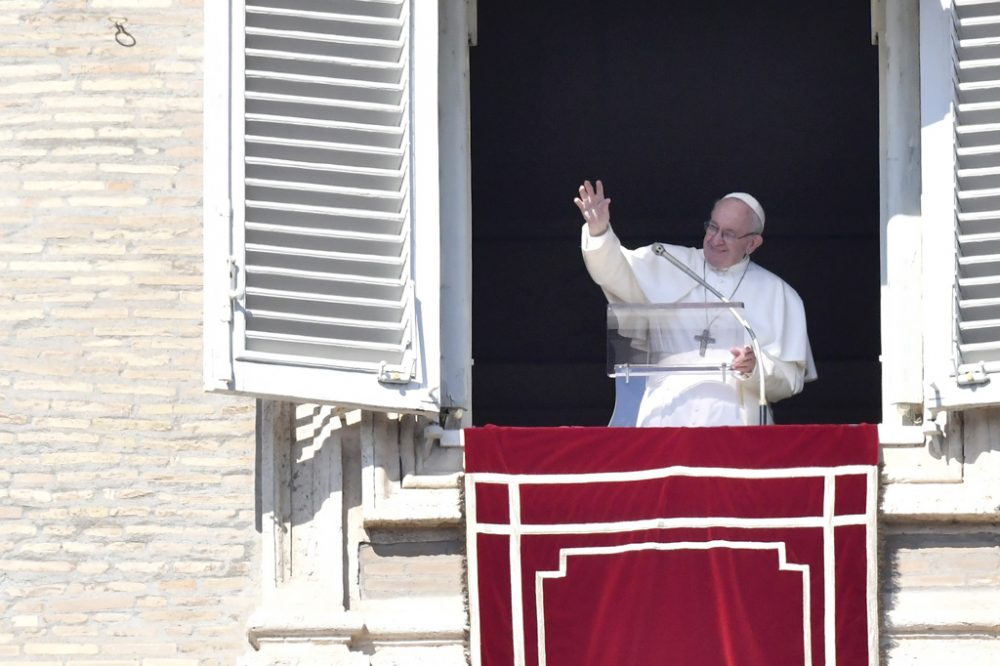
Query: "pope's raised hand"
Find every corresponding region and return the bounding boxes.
[574,179,611,236]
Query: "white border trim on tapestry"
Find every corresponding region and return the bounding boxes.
[534,541,813,666]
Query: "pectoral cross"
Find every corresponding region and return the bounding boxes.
[694,329,715,357]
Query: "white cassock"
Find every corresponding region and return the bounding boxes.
[582,224,818,427]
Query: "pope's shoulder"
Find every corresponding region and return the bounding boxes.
[749,261,807,307]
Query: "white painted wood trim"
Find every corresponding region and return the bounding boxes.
[203,1,235,391]
[439,0,474,418]
[920,0,960,397]
[410,0,442,392]
[879,0,924,414]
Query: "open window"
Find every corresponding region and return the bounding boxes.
[470,3,881,427]
[204,0,471,415]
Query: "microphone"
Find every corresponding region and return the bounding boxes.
[650,243,768,424]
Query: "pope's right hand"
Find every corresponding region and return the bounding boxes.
[574,179,611,236]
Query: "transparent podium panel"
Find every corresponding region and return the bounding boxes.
[607,302,749,427]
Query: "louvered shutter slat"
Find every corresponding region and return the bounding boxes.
[954,1,1000,365]
[239,0,414,374]
[252,309,405,337]
[246,201,404,235]
[241,339,406,366]
[248,295,404,325]
[245,141,404,172]
[246,182,404,212]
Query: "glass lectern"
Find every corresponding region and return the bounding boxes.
[606,302,765,427]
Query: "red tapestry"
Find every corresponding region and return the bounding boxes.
[464,425,879,666]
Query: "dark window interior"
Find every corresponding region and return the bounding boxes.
[469,2,880,426]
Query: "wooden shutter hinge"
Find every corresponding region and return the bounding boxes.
[955,362,990,387]
[226,255,245,302]
[216,256,242,324]
[377,357,416,385]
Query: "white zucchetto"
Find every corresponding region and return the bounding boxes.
[721,192,765,229]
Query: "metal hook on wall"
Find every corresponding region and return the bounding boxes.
[109,16,136,47]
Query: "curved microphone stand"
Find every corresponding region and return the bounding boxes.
[651,243,768,425]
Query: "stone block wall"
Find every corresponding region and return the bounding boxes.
[0,2,259,663]
[5,2,1000,665]
[882,524,1000,663]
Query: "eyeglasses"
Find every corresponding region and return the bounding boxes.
[703,221,759,243]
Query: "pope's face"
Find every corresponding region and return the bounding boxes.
[702,198,763,269]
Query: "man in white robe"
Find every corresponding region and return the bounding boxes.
[575,180,817,426]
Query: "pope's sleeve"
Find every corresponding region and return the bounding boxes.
[737,279,814,403]
[580,223,649,304]
[740,352,806,403]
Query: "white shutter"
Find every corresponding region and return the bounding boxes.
[205,0,449,414]
[922,0,1000,409]
[954,1,1000,366]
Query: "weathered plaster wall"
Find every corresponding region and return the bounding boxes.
[0,2,259,663]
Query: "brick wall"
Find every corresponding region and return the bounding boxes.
[0,2,259,664]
